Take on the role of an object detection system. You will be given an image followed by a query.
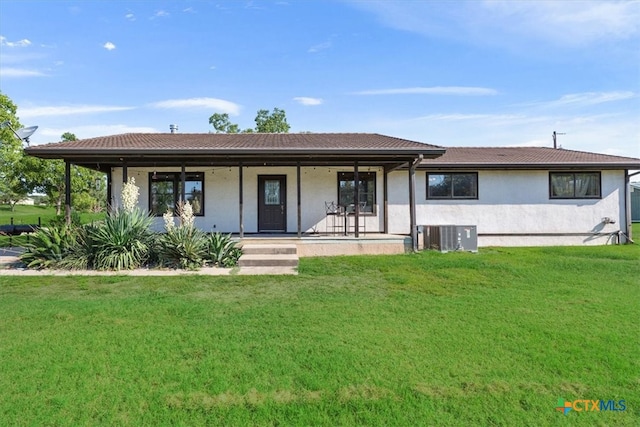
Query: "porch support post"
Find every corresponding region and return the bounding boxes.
[64,160,71,225]
[297,162,302,237]
[239,162,244,238]
[180,163,186,203]
[409,155,423,252]
[122,161,128,183]
[383,167,389,234]
[354,161,360,238]
[106,168,113,214]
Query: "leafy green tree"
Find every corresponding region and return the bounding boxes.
[25,132,106,214]
[208,108,290,134]
[255,108,290,133]
[0,92,29,211]
[208,113,240,134]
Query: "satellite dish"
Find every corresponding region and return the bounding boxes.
[16,126,38,143]
[0,122,38,146]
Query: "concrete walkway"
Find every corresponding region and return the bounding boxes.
[0,248,297,276]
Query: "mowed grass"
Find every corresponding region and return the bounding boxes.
[0,204,104,246]
[1,246,638,426]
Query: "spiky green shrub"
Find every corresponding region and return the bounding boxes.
[157,225,208,270]
[87,208,154,270]
[207,232,242,267]
[157,201,208,270]
[56,226,94,270]
[20,224,78,269]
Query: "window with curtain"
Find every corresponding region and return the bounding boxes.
[338,172,375,214]
[427,173,478,199]
[149,172,204,216]
[550,172,600,199]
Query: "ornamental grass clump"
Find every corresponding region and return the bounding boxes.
[158,201,208,270]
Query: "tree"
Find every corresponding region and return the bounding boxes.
[255,108,290,133]
[0,92,29,211]
[208,108,290,134]
[208,113,241,134]
[24,132,107,214]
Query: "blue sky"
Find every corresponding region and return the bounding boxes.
[1,0,639,157]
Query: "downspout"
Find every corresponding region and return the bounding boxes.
[239,162,244,238]
[627,170,640,243]
[297,162,302,238]
[409,155,423,252]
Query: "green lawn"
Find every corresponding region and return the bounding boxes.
[0,204,104,246]
[1,246,638,425]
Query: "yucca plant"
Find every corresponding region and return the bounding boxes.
[56,226,94,270]
[207,232,242,267]
[20,224,78,269]
[157,201,208,270]
[158,225,208,270]
[87,208,154,270]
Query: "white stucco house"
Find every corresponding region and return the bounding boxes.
[25,133,640,255]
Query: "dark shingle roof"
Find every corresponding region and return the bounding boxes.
[420,147,640,169]
[25,133,445,169]
[27,133,443,152]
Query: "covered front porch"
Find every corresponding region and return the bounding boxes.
[25,133,445,253]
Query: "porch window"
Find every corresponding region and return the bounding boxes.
[338,172,375,214]
[149,172,204,216]
[550,172,601,199]
[427,173,478,199]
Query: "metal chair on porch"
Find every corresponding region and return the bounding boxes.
[345,201,367,235]
[325,201,345,235]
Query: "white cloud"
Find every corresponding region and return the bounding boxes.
[19,104,134,118]
[149,98,241,115]
[308,41,332,53]
[0,67,47,78]
[353,86,498,96]
[183,7,195,13]
[540,91,637,108]
[125,13,135,21]
[480,0,640,46]
[349,0,640,49]
[0,36,32,48]
[293,97,323,106]
[152,10,170,19]
[103,42,116,51]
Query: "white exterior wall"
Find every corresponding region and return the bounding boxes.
[388,169,626,246]
[111,166,384,234]
[110,166,627,245]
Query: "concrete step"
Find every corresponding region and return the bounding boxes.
[238,254,299,267]
[241,244,297,255]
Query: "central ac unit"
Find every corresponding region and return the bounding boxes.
[422,225,478,252]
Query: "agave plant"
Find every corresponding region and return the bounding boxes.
[87,208,154,270]
[207,232,242,267]
[20,224,78,269]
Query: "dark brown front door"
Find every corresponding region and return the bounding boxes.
[258,175,286,232]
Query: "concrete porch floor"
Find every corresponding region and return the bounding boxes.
[237,233,412,257]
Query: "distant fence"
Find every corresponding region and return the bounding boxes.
[0,217,41,245]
